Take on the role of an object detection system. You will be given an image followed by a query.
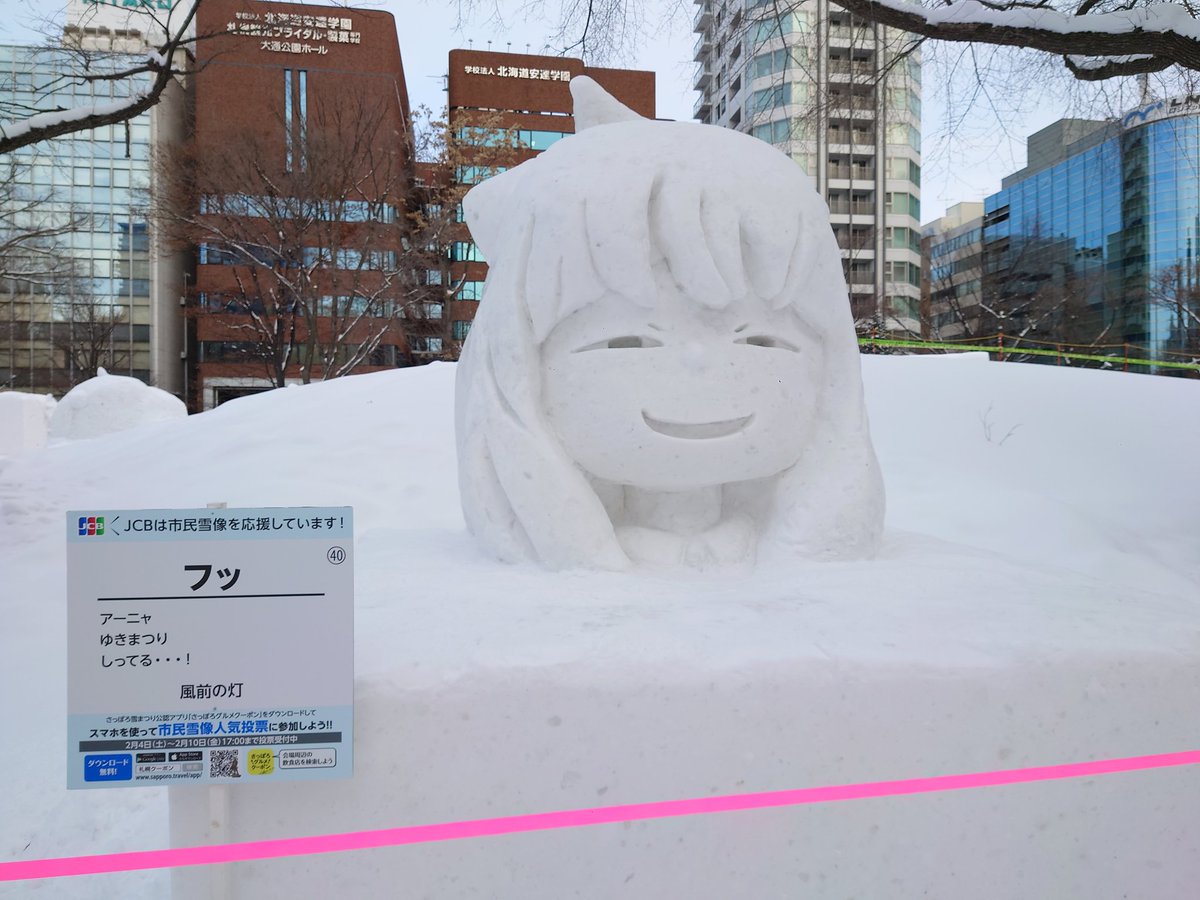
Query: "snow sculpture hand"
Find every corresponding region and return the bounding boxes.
[454,77,884,570]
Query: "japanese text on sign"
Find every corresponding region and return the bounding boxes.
[66,506,354,789]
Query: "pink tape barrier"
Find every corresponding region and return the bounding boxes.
[4,749,1198,882]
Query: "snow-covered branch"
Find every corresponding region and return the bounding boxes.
[0,1,199,155]
[828,0,1200,78]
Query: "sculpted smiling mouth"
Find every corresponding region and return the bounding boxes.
[641,411,754,439]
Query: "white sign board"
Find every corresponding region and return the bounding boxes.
[66,507,353,789]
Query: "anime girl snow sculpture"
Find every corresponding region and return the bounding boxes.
[454,77,884,570]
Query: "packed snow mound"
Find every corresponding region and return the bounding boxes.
[4,355,1195,591]
[1,357,1199,900]
[0,390,56,455]
[47,369,186,442]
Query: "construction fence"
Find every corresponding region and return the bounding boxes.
[858,333,1200,376]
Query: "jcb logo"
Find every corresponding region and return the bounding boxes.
[78,516,105,537]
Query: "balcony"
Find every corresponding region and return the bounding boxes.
[693,1,712,33]
[828,201,875,217]
[693,94,712,122]
[827,128,877,146]
[827,61,875,79]
[834,230,876,251]
[827,24,872,45]
[693,29,712,61]
[828,165,876,182]
[826,105,879,121]
[694,61,712,90]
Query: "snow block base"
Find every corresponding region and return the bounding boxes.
[169,534,1200,899]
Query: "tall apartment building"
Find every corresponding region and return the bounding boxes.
[445,49,655,348]
[692,0,922,332]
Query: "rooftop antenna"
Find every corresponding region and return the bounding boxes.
[525,43,531,53]
[1138,72,1151,105]
[507,42,511,52]
[487,40,492,51]
[467,38,474,49]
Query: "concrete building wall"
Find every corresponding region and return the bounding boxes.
[921,202,984,340]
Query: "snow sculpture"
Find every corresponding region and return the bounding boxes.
[455,77,883,569]
[49,368,186,442]
[0,391,55,455]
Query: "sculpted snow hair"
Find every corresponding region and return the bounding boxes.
[454,77,884,570]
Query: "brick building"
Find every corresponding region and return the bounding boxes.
[443,50,655,347]
[183,0,416,410]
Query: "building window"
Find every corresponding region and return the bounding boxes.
[752,12,806,45]
[751,49,786,79]
[455,126,569,151]
[452,320,472,340]
[752,118,791,145]
[409,336,443,353]
[298,69,308,171]
[885,192,921,220]
[751,83,792,114]
[284,69,309,171]
[451,241,484,262]
[284,69,293,171]
[457,165,508,185]
[457,280,484,301]
[886,123,921,151]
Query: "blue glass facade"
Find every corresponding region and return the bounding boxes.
[983,109,1200,370]
[0,44,155,392]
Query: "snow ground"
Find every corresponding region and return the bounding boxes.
[1,355,1198,898]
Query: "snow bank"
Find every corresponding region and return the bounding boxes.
[47,369,187,443]
[1,358,1198,899]
[0,391,55,456]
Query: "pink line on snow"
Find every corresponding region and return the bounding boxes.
[4,749,1198,882]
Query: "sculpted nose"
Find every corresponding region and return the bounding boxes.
[682,341,706,372]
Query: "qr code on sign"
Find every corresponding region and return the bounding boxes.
[209,749,241,779]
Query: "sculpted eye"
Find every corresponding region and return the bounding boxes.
[736,334,800,352]
[574,335,665,352]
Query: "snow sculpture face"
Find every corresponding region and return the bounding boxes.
[455,77,884,570]
[540,277,823,492]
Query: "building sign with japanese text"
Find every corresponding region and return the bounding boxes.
[463,64,572,82]
[66,506,353,789]
[230,9,362,57]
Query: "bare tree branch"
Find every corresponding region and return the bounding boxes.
[0,1,200,155]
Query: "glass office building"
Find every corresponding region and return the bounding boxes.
[983,101,1200,370]
[0,44,168,394]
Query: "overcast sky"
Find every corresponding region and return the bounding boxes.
[4,0,1103,224]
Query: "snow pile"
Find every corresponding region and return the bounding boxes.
[0,391,56,456]
[1,357,1199,899]
[47,369,186,443]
